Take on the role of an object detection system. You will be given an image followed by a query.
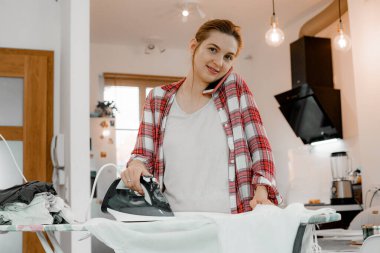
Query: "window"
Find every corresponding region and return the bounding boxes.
[103,73,182,166]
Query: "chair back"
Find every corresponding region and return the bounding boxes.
[349,206,380,230]
[360,234,380,253]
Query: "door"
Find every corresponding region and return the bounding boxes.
[0,48,53,253]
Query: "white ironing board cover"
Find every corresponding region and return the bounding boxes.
[0,223,86,232]
[0,209,341,232]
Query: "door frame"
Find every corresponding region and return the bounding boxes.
[0,47,54,253]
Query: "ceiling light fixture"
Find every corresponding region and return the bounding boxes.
[144,40,166,55]
[333,0,351,52]
[179,0,205,22]
[265,0,285,47]
[181,9,189,17]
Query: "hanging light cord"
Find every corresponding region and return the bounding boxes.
[338,0,342,24]
[272,0,275,16]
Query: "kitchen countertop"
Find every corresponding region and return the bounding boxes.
[305,204,363,212]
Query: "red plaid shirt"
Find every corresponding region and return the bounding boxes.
[128,72,282,213]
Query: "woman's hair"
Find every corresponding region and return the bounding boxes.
[194,19,243,56]
[189,19,243,89]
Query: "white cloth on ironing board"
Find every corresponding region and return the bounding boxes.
[86,216,221,253]
[85,203,329,253]
[210,203,304,253]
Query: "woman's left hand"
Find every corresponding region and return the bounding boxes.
[249,185,274,210]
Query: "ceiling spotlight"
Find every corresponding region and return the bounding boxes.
[144,42,166,55]
[182,9,189,17]
[179,0,205,22]
[144,43,155,54]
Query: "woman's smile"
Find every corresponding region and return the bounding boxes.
[206,65,220,75]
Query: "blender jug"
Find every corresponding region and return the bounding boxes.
[330,151,355,204]
[330,151,351,180]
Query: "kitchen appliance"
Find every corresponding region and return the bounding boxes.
[362,225,380,240]
[274,36,343,144]
[101,176,175,222]
[330,151,355,205]
[275,84,342,144]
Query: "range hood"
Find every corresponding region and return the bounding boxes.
[275,36,342,144]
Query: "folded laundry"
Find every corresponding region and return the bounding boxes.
[0,215,11,225]
[51,212,66,224]
[0,192,75,225]
[0,194,53,225]
[0,181,56,205]
[33,192,64,213]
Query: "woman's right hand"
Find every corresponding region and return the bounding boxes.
[120,160,152,195]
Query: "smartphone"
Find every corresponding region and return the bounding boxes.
[202,67,233,95]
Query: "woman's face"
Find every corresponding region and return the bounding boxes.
[191,31,238,85]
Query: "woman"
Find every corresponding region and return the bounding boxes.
[121,19,282,214]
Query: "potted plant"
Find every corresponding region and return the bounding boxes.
[93,100,118,118]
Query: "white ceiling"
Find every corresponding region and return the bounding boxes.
[91,0,333,52]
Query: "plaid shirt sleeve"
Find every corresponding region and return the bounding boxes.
[127,90,156,173]
[238,78,282,205]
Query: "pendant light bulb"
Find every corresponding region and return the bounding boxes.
[265,18,285,47]
[333,29,351,51]
[333,0,351,52]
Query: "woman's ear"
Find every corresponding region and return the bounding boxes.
[189,38,198,54]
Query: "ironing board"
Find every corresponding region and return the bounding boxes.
[294,212,341,253]
[0,212,341,253]
[0,224,86,253]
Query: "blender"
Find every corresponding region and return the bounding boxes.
[330,151,356,205]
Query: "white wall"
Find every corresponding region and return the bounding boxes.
[0,0,61,135]
[348,0,380,206]
[60,0,91,252]
[0,1,61,252]
[317,13,359,152]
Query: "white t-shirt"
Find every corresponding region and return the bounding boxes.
[163,97,230,213]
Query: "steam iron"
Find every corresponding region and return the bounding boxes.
[101,176,175,222]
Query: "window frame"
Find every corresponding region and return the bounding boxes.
[103,72,183,119]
